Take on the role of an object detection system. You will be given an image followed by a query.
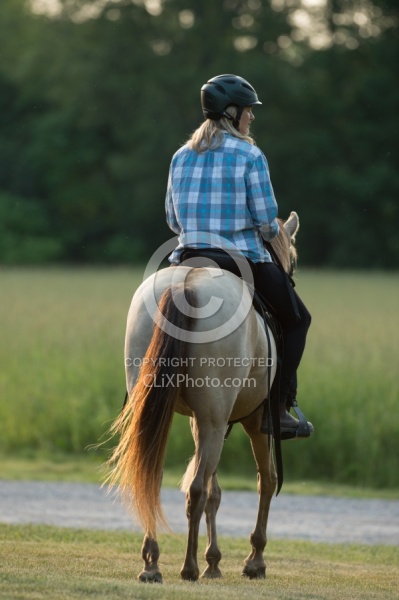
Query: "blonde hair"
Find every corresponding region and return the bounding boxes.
[187,105,255,153]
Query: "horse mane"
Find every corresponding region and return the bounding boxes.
[269,218,297,275]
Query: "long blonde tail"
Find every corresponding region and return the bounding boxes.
[106,283,195,538]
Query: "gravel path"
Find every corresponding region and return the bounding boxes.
[1,481,398,546]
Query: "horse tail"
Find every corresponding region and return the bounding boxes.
[107,283,195,538]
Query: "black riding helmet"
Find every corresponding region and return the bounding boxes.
[201,74,262,129]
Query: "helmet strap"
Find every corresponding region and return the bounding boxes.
[234,107,244,131]
[222,106,243,131]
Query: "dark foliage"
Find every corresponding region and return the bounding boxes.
[0,0,398,267]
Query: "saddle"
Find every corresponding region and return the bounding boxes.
[179,248,282,350]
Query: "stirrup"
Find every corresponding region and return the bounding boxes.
[281,400,314,440]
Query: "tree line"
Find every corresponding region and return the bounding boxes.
[0,0,398,267]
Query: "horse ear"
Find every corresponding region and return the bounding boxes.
[284,211,299,240]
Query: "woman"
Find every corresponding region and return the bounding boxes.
[165,74,313,439]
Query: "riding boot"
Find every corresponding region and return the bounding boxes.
[268,378,314,439]
[285,374,298,410]
[279,400,301,430]
[269,375,301,430]
[267,385,301,431]
[281,388,314,440]
[265,373,313,439]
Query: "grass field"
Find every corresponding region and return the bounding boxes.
[1,267,398,490]
[0,524,398,600]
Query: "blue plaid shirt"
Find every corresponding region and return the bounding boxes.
[166,133,279,264]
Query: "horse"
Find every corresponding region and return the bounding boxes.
[106,211,300,583]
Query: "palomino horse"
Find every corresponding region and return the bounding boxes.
[107,212,300,582]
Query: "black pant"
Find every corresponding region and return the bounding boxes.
[254,262,311,403]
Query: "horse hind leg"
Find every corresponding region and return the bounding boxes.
[137,534,162,583]
[180,423,225,581]
[202,471,222,579]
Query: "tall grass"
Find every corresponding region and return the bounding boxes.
[0,268,138,455]
[1,267,398,488]
[282,270,399,488]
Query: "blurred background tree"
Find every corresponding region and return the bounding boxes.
[0,0,398,267]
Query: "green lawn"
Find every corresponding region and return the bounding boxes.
[0,524,397,600]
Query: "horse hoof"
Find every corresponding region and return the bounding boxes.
[137,570,163,583]
[201,566,223,579]
[180,567,200,581]
[242,565,266,579]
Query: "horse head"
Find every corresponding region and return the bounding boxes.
[269,211,299,277]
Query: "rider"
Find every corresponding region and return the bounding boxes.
[165,74,313,439]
